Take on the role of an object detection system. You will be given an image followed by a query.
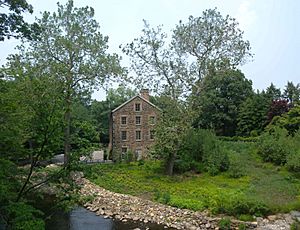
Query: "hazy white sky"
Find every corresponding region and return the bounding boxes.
[0,0,299,100]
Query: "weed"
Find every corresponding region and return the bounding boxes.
[218,217,231,230]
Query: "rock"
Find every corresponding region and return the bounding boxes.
[267,215,277,221]
[78,178,294,230]
[291,211,300,218]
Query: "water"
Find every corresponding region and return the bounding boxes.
[45,207,170,230]
[36,195,172,230]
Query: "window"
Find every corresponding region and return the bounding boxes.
[121,131,127,141]
[135,103,141,111]
[149,116,156,125]
[121,116,127,125]
[121,147,127,153]
[150,130,155,140]
[135,116,141,125]
[136,130,141,141]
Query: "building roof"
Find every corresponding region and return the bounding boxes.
[111,95,161,113]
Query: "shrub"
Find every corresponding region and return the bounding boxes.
[176,129,229,175]
[168,196,204,211]
[286,151,300,172]
[204,147,229,176]
[257,127,292,165]
[238,223,247,230]
[227,151,246,178]
[153,189,170,204]
[125,150,134,163]
[218,217,231,230]
[291,221,300,230]
[238,214,254,221]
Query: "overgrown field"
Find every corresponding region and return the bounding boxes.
[82,141,300,219]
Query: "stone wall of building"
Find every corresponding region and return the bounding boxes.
[111,96,159,160]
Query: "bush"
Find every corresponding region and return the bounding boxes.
[218,217,231,230]
[176,129,229,175]
[286,151,300,172]
[153,189,170,204]
[227,151,246,178]
[257,127,292,165]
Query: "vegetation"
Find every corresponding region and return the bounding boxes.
[0,0,40,41]
[1,0,300,228]
[82,140,300,217]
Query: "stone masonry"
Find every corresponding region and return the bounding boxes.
[109,89,160,160]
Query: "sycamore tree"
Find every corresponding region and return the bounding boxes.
[122,8,252,175]
[10,0,124,166]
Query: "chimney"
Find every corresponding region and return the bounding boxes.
[140,89,150,101]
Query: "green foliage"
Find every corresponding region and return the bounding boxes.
[122,8,252,100]
[238,223,247,230]
[125,150,134,163]
[286,151,300,172]
[267,106,300,135]
[153,189,171,204]
[173,129,229,176]
[238,214,254,222]
[153,98,192,175]
[193,68,253,136]
[83,139,300,216]
[257,127,293,165]
[218,217,231,230]
[5,202,44,230]
[0,0,40,41]
[291,221,300,230]
[237,92,270,136]
[283,81,300,106]
[227,151,246,178]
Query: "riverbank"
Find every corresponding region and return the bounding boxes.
[72,171,299,230]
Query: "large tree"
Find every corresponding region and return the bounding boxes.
[122,8,252,175]
[9,0,124,166]
[194,68,253,136]
[122,8,252,99]
[172,8,252,91]
[237,91,270,136]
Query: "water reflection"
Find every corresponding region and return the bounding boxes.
[46,207,171,230]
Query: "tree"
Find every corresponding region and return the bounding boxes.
[172,8,252,92]
[283,81,300,106]
[267,105,300,134]
[10,0,124,166]
[193,68,253,136]
[153,97,191,176]
[0,0,39,41]
[237,91,270,136]
[121,20,185,99]
[122,9,252,174]
[90,85,136,145]
[122,8,252,99]
[267,99,289,122]
[265,83,281,101]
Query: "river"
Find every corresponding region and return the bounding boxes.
[37,195,172,230]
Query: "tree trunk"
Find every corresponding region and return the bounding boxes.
[166,153,175,176]
[64,93,71,167]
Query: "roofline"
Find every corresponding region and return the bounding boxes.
[111,95,161,113]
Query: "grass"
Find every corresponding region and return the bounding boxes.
[81,141,300,217]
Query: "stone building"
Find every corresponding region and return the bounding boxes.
[108,89,160,160]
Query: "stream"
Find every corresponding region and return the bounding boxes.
[37,195,172,230]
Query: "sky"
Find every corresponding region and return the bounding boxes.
[0,0,299,100]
